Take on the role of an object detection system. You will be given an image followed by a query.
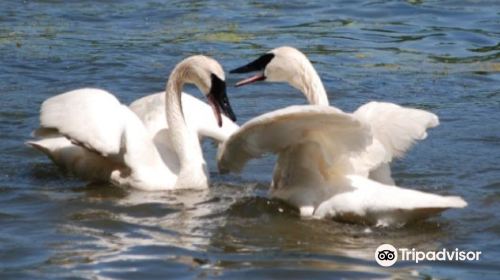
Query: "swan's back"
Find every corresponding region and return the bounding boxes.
[130,92,239,143]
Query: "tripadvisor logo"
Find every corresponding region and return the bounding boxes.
[375,244,482,267]
[375,244,398,267]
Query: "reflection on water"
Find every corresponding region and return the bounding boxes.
[42,183,457,279]
[1,0,499,279]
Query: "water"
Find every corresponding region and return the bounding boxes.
[1,0,499,279]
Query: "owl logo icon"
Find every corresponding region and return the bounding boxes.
[375,244,398,267]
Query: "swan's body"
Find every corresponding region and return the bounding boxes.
[28,56,237,191]
[219,47,466,226]
[232,47,439,184]
[129,92,239,143]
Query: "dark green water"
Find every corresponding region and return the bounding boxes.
[1,1,499,279]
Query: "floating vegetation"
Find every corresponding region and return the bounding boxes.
[476,62,500,73]
[196,31,253,43]
[355,53,368,59]
[195,23,253,43]
[0,31,21,46]
[365,63,401,69]
[430,52,500,64]
[468,43,500,53]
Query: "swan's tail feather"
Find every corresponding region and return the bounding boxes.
[27,139,79,181]
[353,175,467,207]
[432,195,467,208]
[392,196,467,225]
[372,197,466,227]
[26,140,50,154]
[377,188,468,211]
[31,127,61,138]
[314,175,467,226]
[27,137,122,182]
[26,139,61,164]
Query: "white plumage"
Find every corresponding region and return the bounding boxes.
[28,55,238,191]
[130,92,238,143]
[219,46,466,226]
[218,105,370,173]
[350,101,440,184]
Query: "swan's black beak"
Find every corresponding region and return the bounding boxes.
[230,53,274,87]
[207,74,236,127]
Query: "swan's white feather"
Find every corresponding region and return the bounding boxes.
[314,175,467,226]
[218,104,464,226]
[354,101,439,161]
[129,92,239,143]
[220,46,465,225]
[218,105,372,173]
[35,88,173,190]
[29,55,230,191]
[40,88,128,157]
[345,102,439,183]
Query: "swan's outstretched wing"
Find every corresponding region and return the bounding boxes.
[40,88,128,157]
[129,92,239,143]
[38,88,166,179]
[315,175,467,226]
[218,105,372,173]
[353,101,439,160]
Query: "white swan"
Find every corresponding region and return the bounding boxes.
[28,55,237,191]
[230,46,441,185]
[218,47,466,226]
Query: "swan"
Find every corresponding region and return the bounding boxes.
[28,55,236,191]
[218,47,466,226]
[124,74,240,177]
[230,46,441,185]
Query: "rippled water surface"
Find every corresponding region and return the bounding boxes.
[1,1,499,279]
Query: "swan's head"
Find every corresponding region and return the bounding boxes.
[230,46,309,87]
[174,55,236,127]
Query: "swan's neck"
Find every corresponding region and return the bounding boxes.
[291,60,329,106]
[165,75,207,188]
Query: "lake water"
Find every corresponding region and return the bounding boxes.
[1,0,499,279]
